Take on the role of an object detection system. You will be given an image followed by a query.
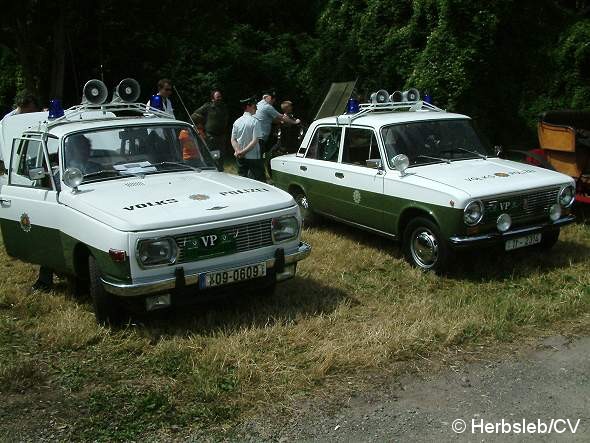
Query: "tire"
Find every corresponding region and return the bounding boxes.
[88,255,123,325]
[292,190,318,227]
[539,229,560,250]
[402,217,450,272]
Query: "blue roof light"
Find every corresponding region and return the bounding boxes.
[149,95,163,110]
[48,99,64,119]
[346,98,360,114]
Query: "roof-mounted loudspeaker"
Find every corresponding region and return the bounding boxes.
[390,91,403,102]
[370,89,390,104]
[82,79,108,105]
[112,78,141,103]
[404,88,420,102]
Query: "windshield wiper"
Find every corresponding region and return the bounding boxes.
[149,161,201,172]
[82,170,122,180]
[457,146,487,159]
[415,154,451,164]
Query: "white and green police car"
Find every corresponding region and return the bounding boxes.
[0,79,310,323]
[271,90,575,272]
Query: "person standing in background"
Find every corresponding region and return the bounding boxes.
[3,91,39,118]
[231,97,265,182]
[255,91,300,179]
[192,89,228,171]
[147,78,175,117]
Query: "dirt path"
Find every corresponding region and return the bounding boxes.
[238,335,590,442]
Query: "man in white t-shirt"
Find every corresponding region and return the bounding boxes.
[231,97,265,182]
[146,78,175,117]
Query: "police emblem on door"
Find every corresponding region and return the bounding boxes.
[20,213,31,232]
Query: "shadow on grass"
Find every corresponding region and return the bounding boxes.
[312,217,590,282]
[128,275,355,336]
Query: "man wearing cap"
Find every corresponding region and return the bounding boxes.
[255,91,300,169]
[231,97,265,182]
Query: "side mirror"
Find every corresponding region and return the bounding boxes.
[366,158,383,170]
[63,167,83,192]
[392,154,410,176]
[28,167,48,181]
[0,160,6,176]
[210,150,221,161]
[494,145,503,157]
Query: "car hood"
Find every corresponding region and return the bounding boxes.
[410,158,573,199]
[59,171,294,231]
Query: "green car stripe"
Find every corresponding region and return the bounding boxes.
[272,169,465,238]
[0,219,130,281]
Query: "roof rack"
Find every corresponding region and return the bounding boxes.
[336,100,444,125]
[46,102,174,128]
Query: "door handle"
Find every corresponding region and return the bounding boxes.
[335,172,344,179]
[300,165,307,171]
[0,199,10,205]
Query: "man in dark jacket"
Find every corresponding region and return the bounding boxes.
[193,90,229,171]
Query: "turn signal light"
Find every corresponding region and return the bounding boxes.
[109,249,127,262]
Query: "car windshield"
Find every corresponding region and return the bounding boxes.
[63,125,217,182]
[381,119,492,168]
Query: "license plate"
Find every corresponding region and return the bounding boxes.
[505,233,542,251]
[199,263,266,288]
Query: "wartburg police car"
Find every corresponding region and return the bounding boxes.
[0,79,310,323]
[271,89,575,272]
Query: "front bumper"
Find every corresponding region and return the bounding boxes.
[102,241,311,297]
[448,216,575,247]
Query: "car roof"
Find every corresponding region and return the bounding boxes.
[314,110,470,129]
[44,116,187,138]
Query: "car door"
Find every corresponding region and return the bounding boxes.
[297,125,345,215]
[335,127,386,231]
[0,135,65,270]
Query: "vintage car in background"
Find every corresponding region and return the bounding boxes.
[0,79,310,324]
[271,89,576,272]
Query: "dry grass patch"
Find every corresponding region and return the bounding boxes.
[1,221,590,440]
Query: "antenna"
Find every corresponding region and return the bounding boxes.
[173,85,197,128]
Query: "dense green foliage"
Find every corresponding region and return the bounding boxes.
[1,0,589,144]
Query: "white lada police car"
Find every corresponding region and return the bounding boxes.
[0,79,310,323]
[271,89,575,272]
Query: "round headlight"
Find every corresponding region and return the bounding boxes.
[497,213,512,232]
[137,238,177,267]
[558,185,575,208]
[549,203,561,221]
[463,200,484,226]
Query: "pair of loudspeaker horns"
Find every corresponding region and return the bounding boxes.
[82,78,141,105]
[370,88,421,104]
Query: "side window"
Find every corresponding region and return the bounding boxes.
[306,126,341,162]
[341,128,380,166]
[10,139,51,188]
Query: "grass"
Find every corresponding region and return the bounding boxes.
[1,218,590,441]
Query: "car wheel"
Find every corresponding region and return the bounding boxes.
[403,217,450,272]
[292,191,317,227]
[88,255,123,325]
[539,229,560,250]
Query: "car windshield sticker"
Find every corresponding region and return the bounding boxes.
[20,213,31,232]
[465,169,536,182]
[123,198,178,211]
[219,188,270,196]
[190,194,210,201]
[353,190,361,204]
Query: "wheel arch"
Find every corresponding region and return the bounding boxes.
[398,206,440,237]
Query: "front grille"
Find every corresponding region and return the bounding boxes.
[481,186,560,224]
[174,219,273,263]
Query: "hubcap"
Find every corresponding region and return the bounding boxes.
[410,228,439,268]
